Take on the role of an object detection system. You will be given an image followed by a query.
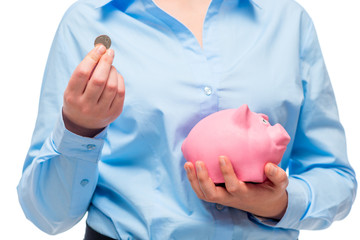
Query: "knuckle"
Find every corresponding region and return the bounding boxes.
[282,177,289,189]
[63,94,78,107]
[75,66,89,79]
[187,173,196,183]
[205,191,219,203]
[91,77,106,87]
[226,184,239,194]
[117,88,125,98]
[102,53,114,64]
[106,82,118,92]
[205,192,217,202]
[117,73,124,81]
[87,53,100,63]
[278,172,288,185]
[63,94,73,105]
[197,175,207,184]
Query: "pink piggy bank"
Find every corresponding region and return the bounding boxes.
[181,104,290,183]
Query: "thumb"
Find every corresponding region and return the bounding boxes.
[264,163,288,188]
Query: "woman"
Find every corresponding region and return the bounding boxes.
[18,0,357,239]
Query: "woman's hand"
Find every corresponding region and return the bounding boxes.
[62,44,125,137]
[184,156,289,220]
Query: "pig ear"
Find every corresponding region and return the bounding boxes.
[259,113,269,121]
[233,104,251,126]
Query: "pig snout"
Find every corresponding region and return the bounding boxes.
[269,123,291,148]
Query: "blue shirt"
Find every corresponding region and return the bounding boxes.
[17,0,357,239]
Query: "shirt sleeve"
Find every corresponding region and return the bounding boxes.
[274,12,357,230]
[17,4,105,234]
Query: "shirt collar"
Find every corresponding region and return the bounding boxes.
[249,0,262,9]
[94,0,113,8]
[95,0,262,9]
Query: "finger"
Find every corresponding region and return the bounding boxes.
[67,45,107,94]
[98,66,118,109]
[264,163,289,190]
[219,156,246,194]
[108,73,125,117]
[83,49,115,103]
[196,161,225,202]
[109,72,125,108]
[184,162,205,199]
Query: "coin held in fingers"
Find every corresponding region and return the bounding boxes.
[94,35,111,49]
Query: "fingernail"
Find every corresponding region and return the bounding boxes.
[269,164,277,176]
[196,161,203,172]
[184,165,190,174]
[96,44,106,55]
[107,49,114,57]
[219,156,226,166]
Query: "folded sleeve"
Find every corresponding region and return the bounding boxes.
[275,12,357,230]
[17,5,105,234]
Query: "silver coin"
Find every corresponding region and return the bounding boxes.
[94,35,111,49]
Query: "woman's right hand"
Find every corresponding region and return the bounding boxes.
[62,44,125,137]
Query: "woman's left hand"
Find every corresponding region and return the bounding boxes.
[184,156,289,220]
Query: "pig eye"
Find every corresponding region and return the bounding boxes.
[262,118,268,124]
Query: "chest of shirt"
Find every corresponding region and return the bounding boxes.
[108,20,303,123]
[74,1,304,147]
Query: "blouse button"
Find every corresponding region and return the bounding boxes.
[216,204,225,211]
[203,86,212,96]
[80,179,89,187]
[86,144,96,150]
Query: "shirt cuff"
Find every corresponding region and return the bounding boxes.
[52,114,107,163]
[275,176,311,229]
[249,176,311,229]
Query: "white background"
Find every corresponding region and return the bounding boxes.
[0,0,359,239]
